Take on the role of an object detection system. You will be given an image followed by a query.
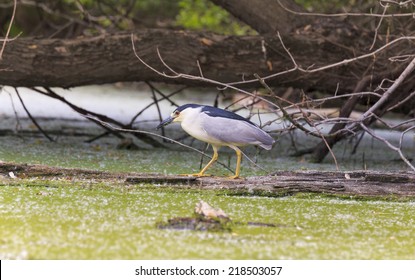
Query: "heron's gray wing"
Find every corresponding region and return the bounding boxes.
[202,116,274,149]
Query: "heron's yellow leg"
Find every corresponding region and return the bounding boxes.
[228,146,242,179]
[197,146,219,176]
[183,146,219,177]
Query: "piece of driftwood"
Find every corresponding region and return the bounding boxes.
[1,162,414,197]
[156,200,232,231]
[156,200,288,231]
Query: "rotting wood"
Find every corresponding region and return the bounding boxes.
[125,176,196,185]
[1,162,414,197]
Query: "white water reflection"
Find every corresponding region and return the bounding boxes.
[0,84,281,130]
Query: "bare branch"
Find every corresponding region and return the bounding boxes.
[131,30,414,170]
[369,3,389,51]
[387,90,415,111]
[14,87,55,142]
[228,35,415,87]
[130,33,277,110]
[0,0,17,60]
[349,57,415,129]
[360,123,415,171]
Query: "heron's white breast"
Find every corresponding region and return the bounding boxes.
[180,111,223,146]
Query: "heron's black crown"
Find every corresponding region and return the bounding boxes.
[175,104,257,127]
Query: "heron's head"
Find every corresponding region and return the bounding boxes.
[156,104,203,129]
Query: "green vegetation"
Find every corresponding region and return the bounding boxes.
[176,0,255,35]
[2,0,401,37]
[0,131,414,259]
[294,0,379,11]
[2,0,253,37]
[1,180,414,259]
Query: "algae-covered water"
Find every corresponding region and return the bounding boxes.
[1,182,415,260]
[1,118,415,259]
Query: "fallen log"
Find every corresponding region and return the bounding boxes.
[1,162,414,198]
[1,28,413,96]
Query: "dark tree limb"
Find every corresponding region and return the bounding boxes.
[30,87,163,147]
[1,29,413,98]
[310,76,372,162]
[14,87,55,142]
[210,0,307,35]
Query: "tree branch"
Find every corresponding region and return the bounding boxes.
[0,0,17,60]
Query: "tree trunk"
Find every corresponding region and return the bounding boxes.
[1,29,412,93]
[210,0,307,35]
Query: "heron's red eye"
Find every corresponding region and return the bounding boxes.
[174,111,180,117]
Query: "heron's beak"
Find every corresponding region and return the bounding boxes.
[156,116,174,130]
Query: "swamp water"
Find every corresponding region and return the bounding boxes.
[1,182,415,260]
[0,130,414,260]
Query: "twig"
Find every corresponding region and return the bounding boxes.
[254,73,329,138]
[129,83,184,126]
[228,35,415,86]
[387,90,415,111]
[369,3,389,50]
[150,85,165,140]
[4,87,21,131]
[0,0,17,60]
[350,131,366,155]
[85,131,111,143]
[30,87,162,147]
[131,33,277,109]
[239,148,271,173]
[287,36,415,74]
[254,74,339,169]
[14,88,55,142]
[196,60,204,77]
[348,57,415,130]
[360,123,415,171]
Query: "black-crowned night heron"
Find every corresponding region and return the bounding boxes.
[157,104,274,179]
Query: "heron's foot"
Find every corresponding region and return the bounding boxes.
[228,174,243,180]
[180,173,211,177]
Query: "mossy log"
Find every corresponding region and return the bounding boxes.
[1,162,414,198]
